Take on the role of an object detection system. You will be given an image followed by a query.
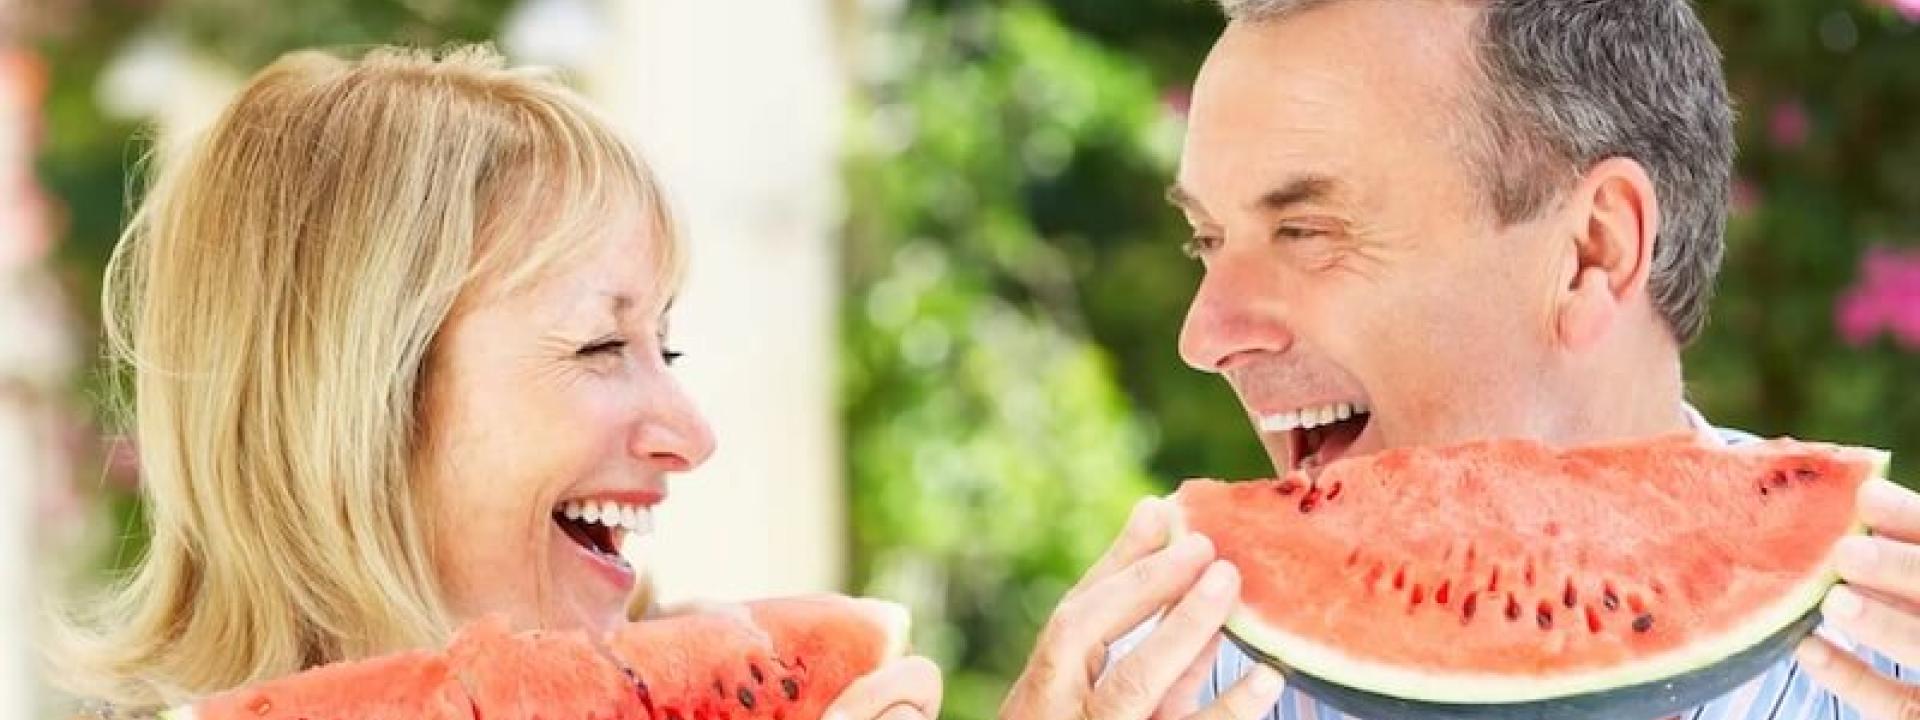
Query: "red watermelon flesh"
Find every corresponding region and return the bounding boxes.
[447,614,644,720]
[748,597,911,720]
[1171,435,1888,708]
[166,595,908,720]
[605,609,782,720]
[182,649,475,720]
[607,595,910,720]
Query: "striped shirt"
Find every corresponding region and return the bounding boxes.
[1116,414,1908,720]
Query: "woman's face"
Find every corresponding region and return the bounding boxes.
[417,209,714,634]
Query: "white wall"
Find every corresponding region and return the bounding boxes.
[588,1,849,604]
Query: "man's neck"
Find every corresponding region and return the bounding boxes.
[1549,324,1692,445]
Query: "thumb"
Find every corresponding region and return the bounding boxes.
[823,656,944,720]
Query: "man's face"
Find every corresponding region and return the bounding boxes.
[1175,0,1573,474]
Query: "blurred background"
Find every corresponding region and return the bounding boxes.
[3,0,1917,717]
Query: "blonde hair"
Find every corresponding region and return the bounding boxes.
[51,44,679,711]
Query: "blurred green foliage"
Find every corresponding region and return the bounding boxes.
[844,3,1919,720]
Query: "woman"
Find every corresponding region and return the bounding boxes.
[51,44,941,719]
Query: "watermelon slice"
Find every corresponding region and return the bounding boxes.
[172,650,476,720]
[1170,434,1889,719]
[164,595,909,720]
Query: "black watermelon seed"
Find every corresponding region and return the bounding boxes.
[1633,614,1655,633]
[1504,595,1521,621]
[1603,589,1620,611]
[1563,582,1578,609]
[738,687,757,710]
[781,677,800,701]
[750,664,765,685]
[1461,593,1478,623]
[1536,604,1553,630]
[1299,488,1323,513]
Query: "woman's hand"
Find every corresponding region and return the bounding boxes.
[821,655,945,720]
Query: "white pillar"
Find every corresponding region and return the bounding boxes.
[588,2,849,604]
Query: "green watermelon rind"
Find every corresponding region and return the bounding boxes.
[1173,445,1890,706]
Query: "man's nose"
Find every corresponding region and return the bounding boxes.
[1178,259,1295,372]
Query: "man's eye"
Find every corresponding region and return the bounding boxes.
[1182,235,1222,259]
[1275,226,1327,241]
[662,349,684,367]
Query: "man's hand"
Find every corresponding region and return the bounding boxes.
[1795,478,1920,719]
[1001,497,1286,720]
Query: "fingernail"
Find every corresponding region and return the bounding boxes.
[1796,639,1832,669]
[1824,586,1864,619]
[1199,562,1238,598]
[1249,666,1283,694]
[1833,537,1876,576]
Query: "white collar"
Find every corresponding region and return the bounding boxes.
[1682,403,1725,446]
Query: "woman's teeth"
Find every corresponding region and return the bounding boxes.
[1258,401,1370,433]
[558,499,654,535]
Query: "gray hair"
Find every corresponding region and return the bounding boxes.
[1215,0,1735,344]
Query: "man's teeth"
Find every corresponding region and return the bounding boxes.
[1257,402,1370,433]
[558,499,655,535]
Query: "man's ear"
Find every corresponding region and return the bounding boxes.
[1553,157,1661,350]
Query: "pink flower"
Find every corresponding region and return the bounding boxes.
[1768,100,1811,150]
[1836,246,1920,349]
[1878,0,1920,22]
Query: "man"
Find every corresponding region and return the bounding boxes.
[999,1,1918,718]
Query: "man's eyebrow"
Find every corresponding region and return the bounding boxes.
[1165,176,1341,215]
[1256,175,1340,213]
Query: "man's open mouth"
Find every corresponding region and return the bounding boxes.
[553,499,654,567]
[1257,401,1372,472]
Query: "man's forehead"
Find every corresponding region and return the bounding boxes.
[1177,2,1483,212]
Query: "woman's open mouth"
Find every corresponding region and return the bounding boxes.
[552,498,655,577]
[1257,400,1372,472]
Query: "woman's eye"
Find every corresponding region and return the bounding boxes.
[1276,226,1327,241]
[577,338,627,357]
[662,349,684,366]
